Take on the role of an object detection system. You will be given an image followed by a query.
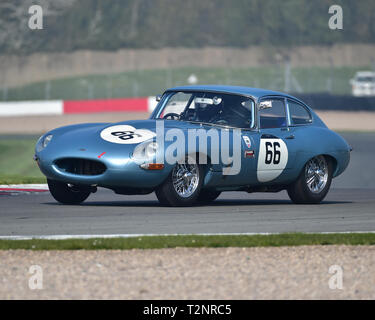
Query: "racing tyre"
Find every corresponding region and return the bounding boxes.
[287,155,333,204]
[47,179,91,205]
[155,157,204,207]
[197,189,221,203]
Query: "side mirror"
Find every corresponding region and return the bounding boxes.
[259,100,272,110]
[156,95,162,102]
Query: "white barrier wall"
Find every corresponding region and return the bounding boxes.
[147,96,158,113]
[0,100,63,116]
[0,97,157,116]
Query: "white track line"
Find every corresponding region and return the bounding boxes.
[1,231,375,241]
[0,184,48,190]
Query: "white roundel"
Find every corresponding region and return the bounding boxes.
[100,125,156,144]
[257,138,288,182]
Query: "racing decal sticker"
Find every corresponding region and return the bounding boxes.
[100,125,156,144]
[242,136,252,148]
[257,138,288,182]
[244,150,255,158]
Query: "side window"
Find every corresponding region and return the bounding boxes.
[288,100,312,125]
[259,99,287,129]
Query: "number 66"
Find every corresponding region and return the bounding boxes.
[265,142,281,165]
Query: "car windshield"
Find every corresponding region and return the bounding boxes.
[153,91,254,129]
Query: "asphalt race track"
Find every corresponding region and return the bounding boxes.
[1,133,374,237]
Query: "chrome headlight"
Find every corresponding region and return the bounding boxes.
[36,134,53,152]
[145,141,158,158]
[132,141,158,164]
[42,134,53,148]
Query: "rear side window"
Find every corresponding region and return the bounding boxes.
[288,100,312,125]
[259,99,287,129]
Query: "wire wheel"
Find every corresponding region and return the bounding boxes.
[305,156,329,194]
[172,163,200,198]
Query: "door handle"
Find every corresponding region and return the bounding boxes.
[285,135,295,140]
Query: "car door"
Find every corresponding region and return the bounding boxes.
[223,98,259,186]
[206,96,259,187]
[256,97,297,184]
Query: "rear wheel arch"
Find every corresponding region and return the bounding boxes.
[296,154,336,178]
[322,154,338,176]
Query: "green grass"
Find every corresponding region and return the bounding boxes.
[0,136,45,184]
[1,233,375,250]
[0,176,45,184]
[2,65,368,101]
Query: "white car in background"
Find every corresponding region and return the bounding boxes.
[350,71,375,96]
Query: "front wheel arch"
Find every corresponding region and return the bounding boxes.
[156,152,212,188]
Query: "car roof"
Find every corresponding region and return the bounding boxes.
[166,85,299,101]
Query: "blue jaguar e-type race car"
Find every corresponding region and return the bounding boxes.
[34,85,351,206]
